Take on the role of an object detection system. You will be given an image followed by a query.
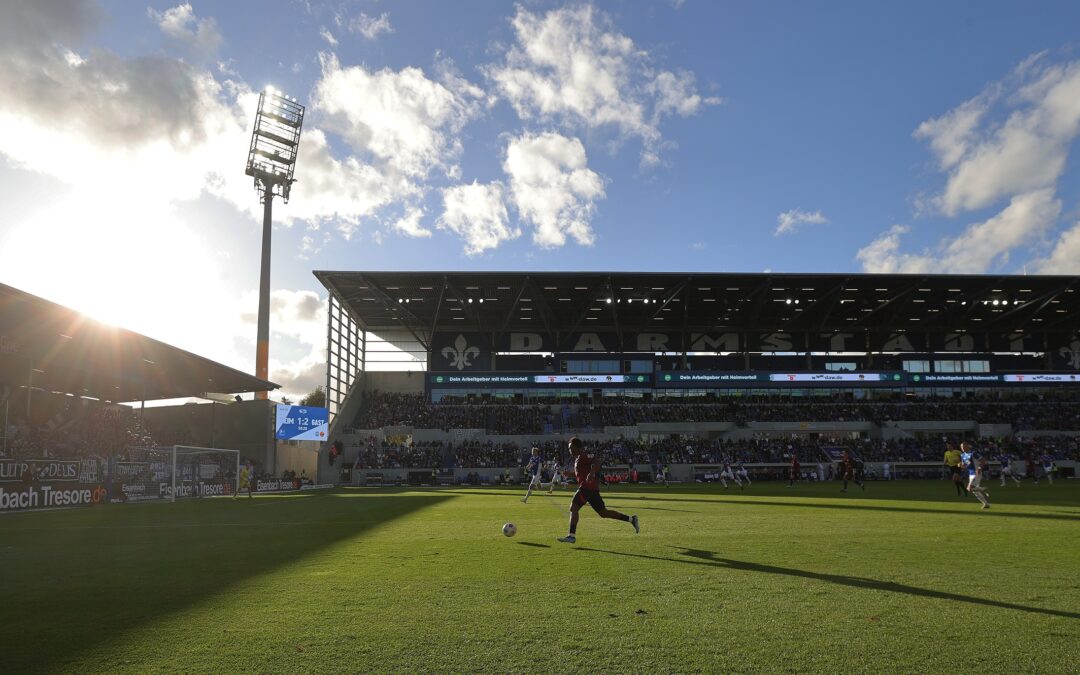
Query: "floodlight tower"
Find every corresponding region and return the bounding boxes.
[245,87,304,399]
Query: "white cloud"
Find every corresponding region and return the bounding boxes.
[873,53,1080,275]
[503,132,605,248]
[287,128,404,238]
[854,225,932,274]
[775,209,827,236]
[649,70,723,121]
[917,56,1080,216]
[391,206,432,238]
[857,189,1060,274]
[1035,220,1080,274]
[148,3,222,61]
[487,4,717,166]
[348,11,393,40]
[319,27,338,47]
[936,189,1060,271]
[311,53,485,181]
[0,1,418,402]
[913,96,990,172]
[438,182,517,255]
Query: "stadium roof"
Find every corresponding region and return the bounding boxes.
[315,271,1080,349]
[0,283,278,402]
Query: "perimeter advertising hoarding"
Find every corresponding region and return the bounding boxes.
[911,373,1080,385]
[657,372,905,387]
[275,405,330,441]
[428,373,652,388]
[0,459,81,483]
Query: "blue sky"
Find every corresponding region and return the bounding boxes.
[2,0,1080,398]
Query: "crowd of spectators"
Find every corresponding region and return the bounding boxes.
[2,396,156,459]
[352,391,1080,433]
[356,393,553,434]
[342,434,1079,471]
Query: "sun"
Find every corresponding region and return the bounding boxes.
[0,187,243,363]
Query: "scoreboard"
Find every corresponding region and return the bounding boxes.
[275,405,329,441]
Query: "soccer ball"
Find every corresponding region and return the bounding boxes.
[502,522,517,537]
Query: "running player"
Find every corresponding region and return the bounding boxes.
[999,451,1021,487]
[655,462,669,487]
[787,454,800,488]
[735,461,751,487]
[944,442,965,497]
[719,459,738,489]
[557,437,639,544]
[546,457,566,494]
[960,442,991,509]
[839,450,865,493]
[521,447,544,503]
[717,460,734,486]
[1040,453,1056,485]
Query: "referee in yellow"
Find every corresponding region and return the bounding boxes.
[943,442,965,497]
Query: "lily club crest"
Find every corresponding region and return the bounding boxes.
[442,334,480,371]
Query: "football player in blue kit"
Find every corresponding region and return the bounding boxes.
[521,447,544,503]
[960,442,991,510]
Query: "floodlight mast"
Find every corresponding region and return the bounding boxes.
[245,89,305,399]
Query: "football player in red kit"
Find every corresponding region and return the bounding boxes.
[557,437,639,544]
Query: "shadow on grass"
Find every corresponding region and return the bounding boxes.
[617,495,1080,523]
[0,491,450,672]
[576,546,1080,621]
[422,486,1078,522]
[517,541,551,548]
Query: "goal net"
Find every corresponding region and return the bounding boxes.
[113,446,240,502]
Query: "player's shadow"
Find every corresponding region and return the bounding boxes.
[516,541,551,548]
[616,495,1080,523]
[0,492,452,672]
[576,546,1080,621]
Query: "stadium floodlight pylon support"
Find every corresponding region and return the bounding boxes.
[245,87,305,399]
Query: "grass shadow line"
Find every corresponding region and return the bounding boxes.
[574,546,1080,621]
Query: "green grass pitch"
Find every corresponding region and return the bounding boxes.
[2,481,1078,673]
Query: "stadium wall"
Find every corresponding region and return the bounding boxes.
[139,401,274,470]
[361,371,424,394]
[275,442,319,480]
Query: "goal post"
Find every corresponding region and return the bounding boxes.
[107,446,243,502]
[169,445,241,502]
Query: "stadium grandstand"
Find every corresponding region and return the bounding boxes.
[0,283,286,501]
[314,271,1080,485]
